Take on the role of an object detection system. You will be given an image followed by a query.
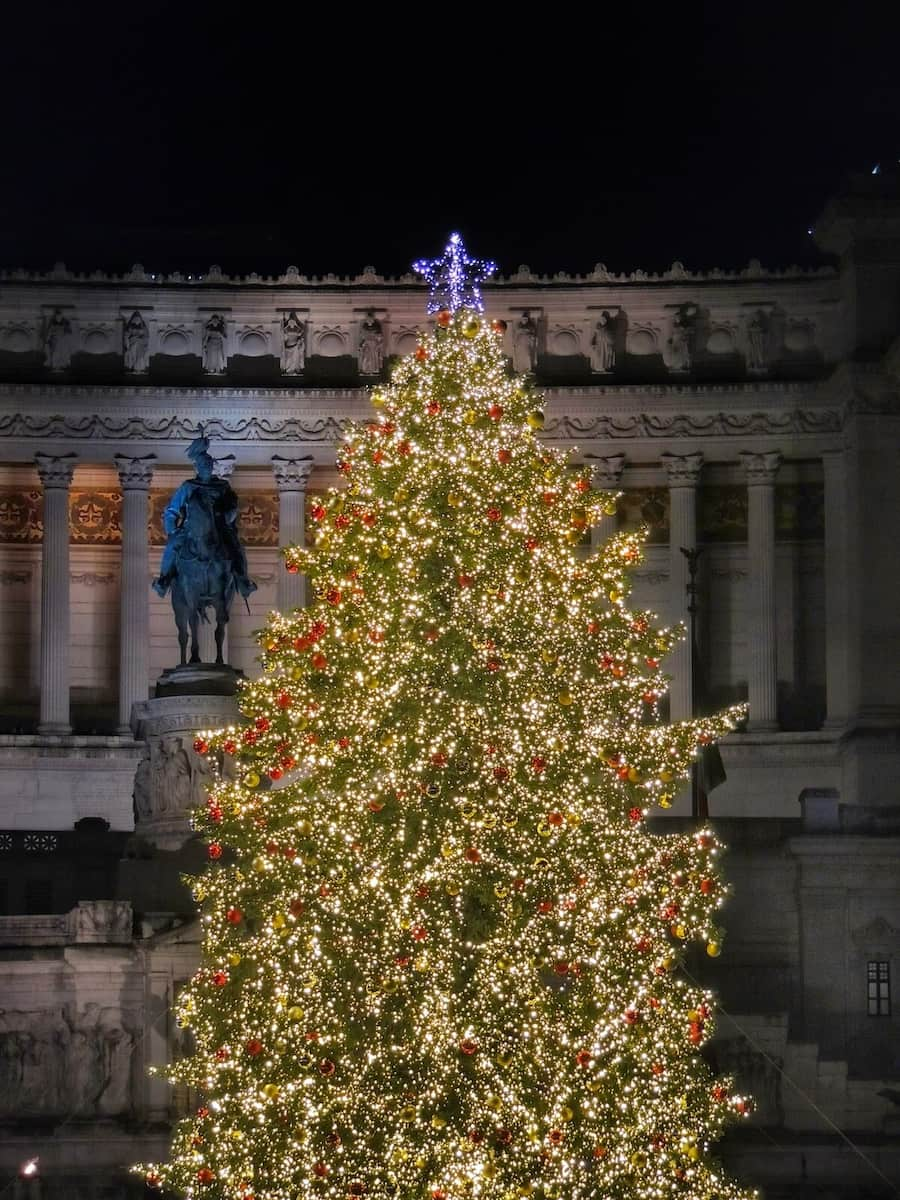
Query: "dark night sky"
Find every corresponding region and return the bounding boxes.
[1,2,898,279]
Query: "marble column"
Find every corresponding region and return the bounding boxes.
[661,452,703,721]
[272,456,315,610]
[586,453,625,547]
[35,453,77,735]
[822,449,851,727]
[741,450,782,731]
[115,454,156,733]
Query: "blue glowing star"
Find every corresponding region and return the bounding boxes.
[413,233,497,314]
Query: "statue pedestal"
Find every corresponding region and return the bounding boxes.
[155,663,244,698]
[130,693,240,850]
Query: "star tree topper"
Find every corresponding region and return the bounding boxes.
[413,233,497,314]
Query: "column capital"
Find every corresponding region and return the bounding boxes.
[115,453,156,490]
[740,450,782,486]
[585,453,625,489]
[212,455,236,480]
[661,451,703,487]
[35,452,77,488]
[272,455,315,492]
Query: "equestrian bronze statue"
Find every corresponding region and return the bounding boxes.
[153,432,256,666]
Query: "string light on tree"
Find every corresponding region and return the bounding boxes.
[138,238,755,1200]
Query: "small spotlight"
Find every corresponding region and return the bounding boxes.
[872,163,881,175]
[20,1158,39,1177]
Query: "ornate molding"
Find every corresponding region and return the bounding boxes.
[70,572,116,587]
[545,409,842,440]
[0,569,30,584]
[740,450,783,485]
[0,408,846,447]
[271,454,315,491]
[1,413,349,442]
[114,452,156,489]
[661,451,704,486]
[34,451,77,487]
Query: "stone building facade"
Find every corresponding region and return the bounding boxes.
[0,171,898,1198]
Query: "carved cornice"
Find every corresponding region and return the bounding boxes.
[34,451,77,487]
[0,408,846,448]
[0,261,837,287]
[545,410,842,440]
[114,452,156,489]
[740,450,783,485]
[661,451,704,486]
[271,455,315,491]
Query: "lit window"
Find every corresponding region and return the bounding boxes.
[867,961,890,1017]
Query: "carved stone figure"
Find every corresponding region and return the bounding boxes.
[281,311,306,374]
[202,313,227,374]
[43,308,72,371]
[158,737,194,814]
[666,304,697,371]
[747,309,770,370]
[133,750,152,820]
[358,310,385,375]
[153,431,256,665]
[122,310,149,373]
[97,1009,135,1115]
[513,310,539,373]
[590,310,616,372]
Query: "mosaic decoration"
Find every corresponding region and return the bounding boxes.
[149,490,280,547]
[69,491,122,544]
[699,486,748,543]
[616,487,670,544]
[0,488,42,542]
[0,488,281,546]
[775,482,824,541]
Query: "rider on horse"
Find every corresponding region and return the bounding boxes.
[152,432,257,601]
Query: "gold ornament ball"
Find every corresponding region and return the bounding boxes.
[526,410,545,430]
[706,941,722,957]
[461,317,480,339]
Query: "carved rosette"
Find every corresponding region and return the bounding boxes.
[272,455,315,492]
[35,451,77,489]
[740,450,783,486]
[661,451,704,488]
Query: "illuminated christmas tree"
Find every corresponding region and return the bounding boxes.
[142,236,756,1200]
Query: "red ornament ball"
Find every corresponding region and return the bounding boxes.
[196,1169,215,1186]
[436,309,452,328]
[318,1058,336,1076]
[193,737,209,754]
[226,907,243,925]
[245,1038,264,1056]
[459,1038,478,1055]
[208,842,223,860]
[311,652,328,670]
[212,970,228,987]
[497,448,512,464]
[531,755,546,773]
[464,846,481,863]
[547,811,564,826]
[491,319,508,335]
[277,691,292,709]
[486,507,502,522]
[488,404,504,421]
[415,346,428,362]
